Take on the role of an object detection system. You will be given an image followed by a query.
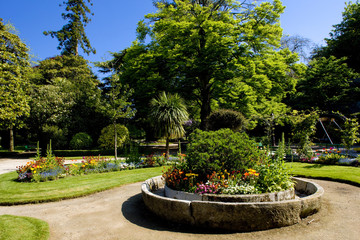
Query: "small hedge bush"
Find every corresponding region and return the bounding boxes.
[70,132,93,150]
[207,109,246,131]
[186,129,266,178]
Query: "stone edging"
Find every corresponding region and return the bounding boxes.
[141,176,324,232]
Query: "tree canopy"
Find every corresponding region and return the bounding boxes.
[313,1,360,72]
[44,0,96,56]
[107,0,300,132]
[0,20,31,151]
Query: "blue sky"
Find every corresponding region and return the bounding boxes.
[1,0,347,69]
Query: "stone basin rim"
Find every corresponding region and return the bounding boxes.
[141,176,324,232]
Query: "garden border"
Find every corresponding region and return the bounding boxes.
[141,176,324,232]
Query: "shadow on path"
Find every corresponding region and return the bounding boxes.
[121,193,236,235]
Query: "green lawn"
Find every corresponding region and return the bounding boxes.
[286,162,360,186]
[0,167,164,205]
[0,215,49,240]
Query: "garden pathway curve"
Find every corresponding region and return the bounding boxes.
[0,178,359,240]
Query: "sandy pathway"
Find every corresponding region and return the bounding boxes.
[0,178,359,240]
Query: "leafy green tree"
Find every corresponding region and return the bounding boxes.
[150,92,189,157]
[0,20,31,151]
[313,1,360,72]
[99,73,135,160]
[44,0,95,56]
[291,56,359,113]
[115,0,299,131]
[27,55,102,149]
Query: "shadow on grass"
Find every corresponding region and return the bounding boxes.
[303,164,325,169]
[121,193,250,235]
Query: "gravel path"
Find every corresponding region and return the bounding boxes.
[0,177,359,240]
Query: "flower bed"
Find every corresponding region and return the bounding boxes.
[162,129,294,196]
[16,151,170,182]
[299,147,359,167]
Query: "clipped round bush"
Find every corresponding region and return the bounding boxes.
[186,129,265,178]
[70,132,93,150]
[98,124,129,149]
[207,109,246,131]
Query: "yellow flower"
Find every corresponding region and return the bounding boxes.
[34,170,36,173]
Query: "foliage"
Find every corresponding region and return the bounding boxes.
[42,124,68,149]
[44,0,96,55]
[98,124,129,149]
[125,142,142,165]
[341,118,360,153]
[0,20,31,151]
[288,110,319,159]
[27,55,102,150]
[207,109,247,131]
[313,1,360,72]
[0,215,49,240]
[186,129,267,178]
[150,92,189,156]
[109,0,299,132]
[291,56,359,113]
[70,132,93,149]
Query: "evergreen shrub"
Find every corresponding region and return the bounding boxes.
[186,129,266,179]
[207,109,246,131]
[70,132,93,150]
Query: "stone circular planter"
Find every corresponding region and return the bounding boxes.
[141,176,324,232]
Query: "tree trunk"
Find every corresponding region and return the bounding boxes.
[199,82,211,130]
[165,137,170,159]
[9,127,14,152]
[114,120,117,161]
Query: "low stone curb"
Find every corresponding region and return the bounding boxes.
[141,176,324,232]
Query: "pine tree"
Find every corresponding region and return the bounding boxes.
[44,0,96,56]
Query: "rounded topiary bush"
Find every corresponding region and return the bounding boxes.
[207,109,246,131]
[98,124,129,149]
[186,129,265,178]
[70,132,93,150]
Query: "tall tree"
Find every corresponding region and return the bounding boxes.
[313,1,360,72]
[100,73,135,160]
[150,92,189,157]
[0,20,31,151]
[44,0,96,56]
[118,0,298,130]
[28,55,102,149]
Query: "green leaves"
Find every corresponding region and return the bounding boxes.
[150,91,189,139]
[0,20,31,128]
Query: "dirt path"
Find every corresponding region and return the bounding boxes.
[0,179,359,240]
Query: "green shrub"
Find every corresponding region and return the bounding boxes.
[186,129,265,178]
[42,124,67,149]
[70,132,93,150]
[98,124,129,149]
[207,109,246,131]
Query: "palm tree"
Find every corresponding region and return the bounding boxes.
[150,92,189,158]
